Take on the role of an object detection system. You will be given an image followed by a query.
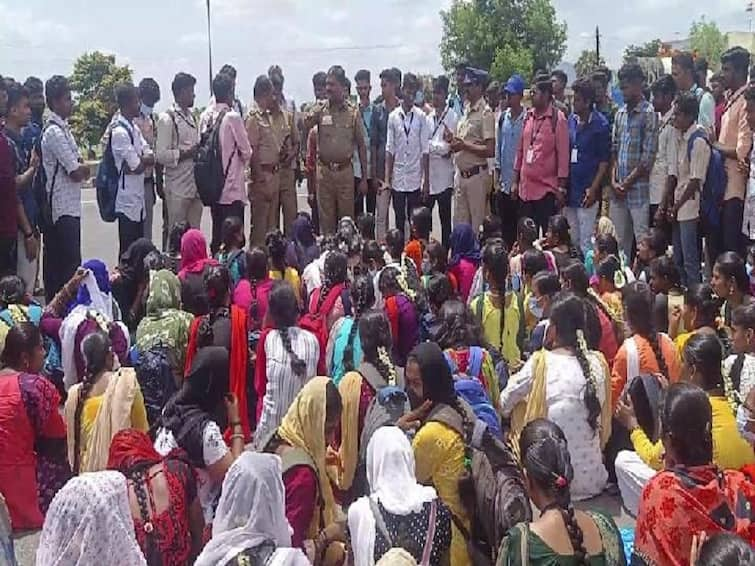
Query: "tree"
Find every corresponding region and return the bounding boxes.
[623,39,662,61]
[440,0,567,83]
[690,19,727,69]
[575,50,605,78]
[69,51,132,152]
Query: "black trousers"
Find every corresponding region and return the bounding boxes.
[354,178,377,219]
[0,236,16,279]
[493,191,519,251]
[428,188,453,251]
[392,189,421,241]
[211,200,245,255]
[519,193,557,237]
[118,215,145,260]
[43,216,81,302]
[707,198,745,263]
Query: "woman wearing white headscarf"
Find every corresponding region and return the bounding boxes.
[347,426,451,566]
[195,452,309,566]
[36,471,146,566]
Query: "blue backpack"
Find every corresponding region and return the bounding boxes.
[687,130,727,231]
[95,119,133,223]
[444,346,502,439]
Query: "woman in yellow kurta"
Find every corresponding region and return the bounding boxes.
[64,331,148,474]
[405,342,472,566]
[672,283,724,356]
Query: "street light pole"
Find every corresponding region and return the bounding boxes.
[596,25,601,67]
[206,0,213,95]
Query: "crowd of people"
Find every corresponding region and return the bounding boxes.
[3,42,755,566]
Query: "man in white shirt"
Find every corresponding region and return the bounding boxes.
[111,83,153,258]
[426,75,459,249]
[649,75,677,236]
[385,73,430,241]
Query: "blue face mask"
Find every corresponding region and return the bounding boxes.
[528,295,544,320]
[421,260,432,276]
[511,274,522,293]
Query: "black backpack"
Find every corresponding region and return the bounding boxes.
[32,122,61,234]
[194,109,234,206]
[134,345,176,426]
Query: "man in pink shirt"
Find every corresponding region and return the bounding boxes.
[512,74,569,235]
[205,72,252,254]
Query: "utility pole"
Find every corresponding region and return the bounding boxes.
[206,0,213,95]
[596,25,601,67]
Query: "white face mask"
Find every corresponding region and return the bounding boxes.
[140,103,153,116]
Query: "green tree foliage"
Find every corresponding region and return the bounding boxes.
[440,0,566,83]
[690,19,727,70]
[69,52,132,151]
[575,50,605,78]
[623,39,662,61]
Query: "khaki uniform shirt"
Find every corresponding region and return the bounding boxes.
[246,105,285,166]
[304,99,365,164]
[455,97,495,171]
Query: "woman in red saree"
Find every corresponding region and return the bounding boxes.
[108,429,204,566]
[633,382,755,566]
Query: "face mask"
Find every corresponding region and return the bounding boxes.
[140,103,153,116]
[511,273,522,293]
[528,296,544,320]
[414,91,424,105]
[747,263,754,278]
[421,260,433,275]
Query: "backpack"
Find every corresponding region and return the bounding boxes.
[95,119,133,223]
[687,130,727,231]
[427,403,531,565]
[370,497,437,566]
[32,123,60,234]
[134,345,176,426]
[359,385,410,462]
[194,109,234,206]
[443,347,502,439]
[300,283,345,373]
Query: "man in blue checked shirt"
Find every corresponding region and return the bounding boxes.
[610,63,659,258]
[565,78,610,256]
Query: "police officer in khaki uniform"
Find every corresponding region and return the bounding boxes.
[303,65,368,235]
[246,75,284,246]
[450,68,496,232]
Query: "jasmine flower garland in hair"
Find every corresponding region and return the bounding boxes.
[377,346,398,386]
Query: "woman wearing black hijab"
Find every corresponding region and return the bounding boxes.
[153,346,244,525]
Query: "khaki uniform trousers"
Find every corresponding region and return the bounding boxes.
[273,168,298,237]
[250,170,280,246]
[317,165,354,236]
[453,168,487,232]
[166,193,203,230]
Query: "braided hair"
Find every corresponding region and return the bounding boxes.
[73,330,113,474]
[197,265,231,348]
[662,382,714,466]
[358,311,398,385]
[317,250,348,311]
[0,275,26,310]
[622,281,671,382]
[520,419,588,565]
[268,281,307,380]
[343,275,376,372]
[220,216,244,254]
[246,247,269,328]
[265,229,288,276]
[550,293,601,433]
[562,262,622,345]
[436,299,487,350]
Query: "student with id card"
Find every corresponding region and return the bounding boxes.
[564,78,611,256]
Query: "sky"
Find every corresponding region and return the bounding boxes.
[1,0,753,110]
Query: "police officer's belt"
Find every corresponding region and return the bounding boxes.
[318,159,351,172]
[459,164,488,179]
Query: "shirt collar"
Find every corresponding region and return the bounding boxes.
[505,107,525,123]
[682,123,702,140]
[49,111,68,127]
[467,97,485,113]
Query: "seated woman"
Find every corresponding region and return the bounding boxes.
[499,419,626,565]
[421,273,454,343]
[215,216,246,288]
[336,311,407,501]
[0,323,69,532]
[36,471,148,566]
[111,238,158,332]
[526,271,562,354]
[448,223,481,303]
[135,269,194,390]
[327,274,375,385]
[672,283,726,354]
[154,347,244,525]
[615,333,755,517]
[286,212,320,274]
[185,265,251,439]
[713,252,754,335]
[633,382,755,565]
[164,221,191,275]
[436,299,501,409]
[501,293,612,500]
[179,229,218,316]
[347,426,452,566]
[262,377,342,551]
[254,282,319,448]
[404,206,432,271]
[611,282,680,410]
[232,247,274,332]
[379,266,419,369]
[541,214,582,273]
[268,229,302,307]
[0,275,43,356]
[108,429,204,566]
[422,240,458,294]
[633,228,667,283]
[595,255,627,321]
[584,220,627,277]
[469,239,521,366]
[726,303,755,404]
[509,217,557,293]
[560,262,620,366]
[520,249,551,335]
[648,255,684,335]
[194,452,310,566]
[694,532,755,565]
[64,331,148,474]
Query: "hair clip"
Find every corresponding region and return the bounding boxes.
[555,475,568,488]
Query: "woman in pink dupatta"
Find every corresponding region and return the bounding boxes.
[179,230,218,316]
